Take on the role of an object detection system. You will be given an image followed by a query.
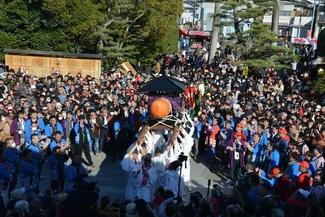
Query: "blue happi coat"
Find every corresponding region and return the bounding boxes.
[45,123,64,138]
[73,123,92,145]
[48,139,66,180]
[26,143,42,173]
[64,163,88,192]
[24,118,45,143]
[20,159,38,188]
[3,147,20,175]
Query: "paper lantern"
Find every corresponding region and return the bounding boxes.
[150,98,172,119]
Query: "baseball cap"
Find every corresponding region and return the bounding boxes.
[300,161,310,169]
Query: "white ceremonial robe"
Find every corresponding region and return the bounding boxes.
[152,151,168,174]
[168,142,182,163]
[121,154,141,200]
[159,169,183,199]
[145,131,155,155]
[134,166,158,202]
[178,134,193,184]
[151,131,166,151]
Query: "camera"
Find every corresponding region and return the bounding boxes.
[178,152,188,163]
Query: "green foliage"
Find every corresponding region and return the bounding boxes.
[138,0,182,63]
[219,0,273,41]
[98,0,182,67]
[234,21,297,70]
[97,0,146,67]
[219,0,296,70]
[0,0,182,68]
[0,0,101,61]
[314,72,325,94]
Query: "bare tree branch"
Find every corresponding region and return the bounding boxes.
[119,8,146,49]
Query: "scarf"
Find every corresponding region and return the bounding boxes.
[141,165,151,186]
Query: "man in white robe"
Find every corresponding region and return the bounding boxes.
[151,147,169,175]
[159,160,183,199]
[177,127,193,190]
[121,150,141,200]
[150,130,167,151]
[145,130,155,155]
[134,154,158,202]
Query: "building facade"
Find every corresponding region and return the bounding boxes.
[180,1,216,32]
[263,0,324,47]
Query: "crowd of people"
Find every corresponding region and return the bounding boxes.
[0,43,324,217]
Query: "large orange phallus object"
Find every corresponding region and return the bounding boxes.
[150,98,172,119]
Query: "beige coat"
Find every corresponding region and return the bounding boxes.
[0,120,11,142]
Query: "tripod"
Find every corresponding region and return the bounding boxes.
[175,152,187,217]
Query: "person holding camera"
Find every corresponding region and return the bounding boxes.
[226,131,246,183]
[45,116,64,139]
[24,109,45,144]
[72,115,94,167]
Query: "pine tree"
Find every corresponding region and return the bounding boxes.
[97,0,146,67]
[218,0,296,70]
[239,21,297,70]
[97,0,183,67]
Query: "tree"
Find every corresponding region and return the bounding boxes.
[314,72,325,94]
[313,29,325,95]
[0,0,183,67]
[42,0,102,52]
[97,0,183,67]
[239,21,297,70]
[138,0,182,63]
[96,0,146,67]
[217,0,296,70]
[218,0,272,42]
[0,0,102,60]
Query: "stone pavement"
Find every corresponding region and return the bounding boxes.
[39,153,231,201]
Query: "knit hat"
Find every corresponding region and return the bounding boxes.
[126,202,137,216]
[14,200,29,213]
[300,161,310,169]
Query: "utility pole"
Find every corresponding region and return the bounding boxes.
[271,0,280,45]
[209,1,222,63]
[311,0,317,38]
[193,0,196,25]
